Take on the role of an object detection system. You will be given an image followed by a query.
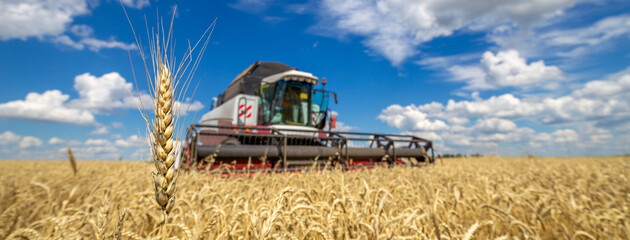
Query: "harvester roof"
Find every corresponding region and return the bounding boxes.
[218,61,294,105]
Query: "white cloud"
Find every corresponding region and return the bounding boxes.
[0,90,96,125]
[112,122,124,128]
[0,0,90,40]
[552,129,578,142]
[174,99,206,115]
[85,138,111,146]
[572,74,630,98]
[0,72,203,126]
[52,35,85,49]
[79,37,136,51]
[541,15,630,56]
[69,24,93,38]
[48,137,65,145]
[68,72,203,115]
[473,118,517,134]
[443,94,538,119]
[586,128,613,144]
[19,136,43,148]
[53,35,137,51]
[60,145,121,160]
[378,69,630,155]
[447,65,495,90]
[379,104,449,132]
[120,0,150,9]
[69,72,135,112]
[481,50,564,87]
[229,0,274,14]
[0,0,138,51]
[0,131,21,145]
[432,50,565,90]
[314,0,578,65]
[90,126,109,135]
[114,135,144,148]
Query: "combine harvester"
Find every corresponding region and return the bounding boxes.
[181,61,434,173]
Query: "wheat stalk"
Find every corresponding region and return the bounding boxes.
[113,208,127,240]
[121,4,216,238]
[67,147,77,175]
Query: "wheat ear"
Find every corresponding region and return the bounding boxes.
[67,147,77,175]
[151,64,177,222]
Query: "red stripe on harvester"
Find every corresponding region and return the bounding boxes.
[246,113,252,118]
[239,104,244,109]
[246,105,252,111]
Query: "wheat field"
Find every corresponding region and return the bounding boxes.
[0,157,628,239]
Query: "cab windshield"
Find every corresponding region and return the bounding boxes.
[260,81,330,127]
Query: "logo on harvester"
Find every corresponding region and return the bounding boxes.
[239,104,252,118]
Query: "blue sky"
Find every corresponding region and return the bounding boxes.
[1,0,630,160]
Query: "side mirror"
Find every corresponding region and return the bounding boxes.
[333,93,338,104]
[330,115,337,130]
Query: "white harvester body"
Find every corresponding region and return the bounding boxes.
[182,61,435,173]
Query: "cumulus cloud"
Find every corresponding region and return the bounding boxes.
[19,136,43,148]
[379,69,630,155]
[0,0,138,51]
[174,99,206,115]
[85,138,111,146]
[447,65,495,90]
[48,137,65,145]
[572,74,630,98]
[69,72,135,112]
[481,50,564,87]
[114,135,144,148]
[90,126,109,135]
[441,50,565,90]
[378,104,449,132]
[68,72,204,115]
[0,90,96,125]
[552,129,578,142]
[473,118,517,134]
[313,0,578,65]
[0,72,204,126]
[0,0,90,40]
[0,131,21,145]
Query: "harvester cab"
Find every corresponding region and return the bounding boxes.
[199,62,335,131]
[182,61,434,173]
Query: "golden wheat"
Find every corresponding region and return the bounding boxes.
[0,157,628,239]
[122,4,215,230]
[150,63,177,222]
[67,147,77,175]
